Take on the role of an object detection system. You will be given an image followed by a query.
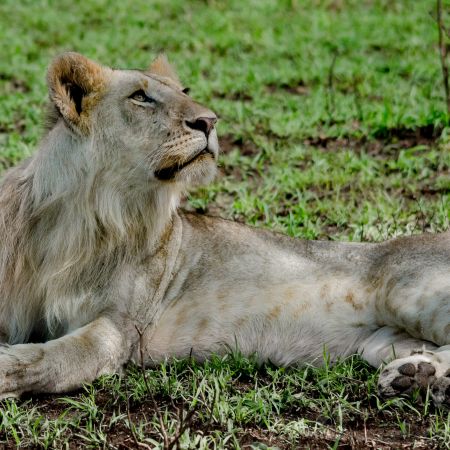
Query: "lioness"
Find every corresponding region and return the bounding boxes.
[0,52,448,406]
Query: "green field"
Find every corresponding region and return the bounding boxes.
[0,0,449,448]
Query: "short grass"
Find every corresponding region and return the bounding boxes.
[0,0,449,448]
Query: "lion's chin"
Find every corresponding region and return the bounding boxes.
[155,152,217,186]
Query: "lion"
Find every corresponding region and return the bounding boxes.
[0,52,448,406]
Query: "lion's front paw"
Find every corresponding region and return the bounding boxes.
[0,344,45,399]
[377,352,449,407]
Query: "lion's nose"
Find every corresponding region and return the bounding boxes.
[185,115,217,136]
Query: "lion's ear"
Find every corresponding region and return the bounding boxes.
[47,52,108,134]
[148,54,181,87]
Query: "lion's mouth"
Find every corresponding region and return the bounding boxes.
[155,148,213,181]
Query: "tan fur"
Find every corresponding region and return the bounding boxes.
[0,53,448,407]
[147,54,182,88]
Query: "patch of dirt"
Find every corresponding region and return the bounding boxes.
[0,73,31,93]
[266,81,309,96]
[323,0,345,12]
[0,117,27,136]
[303,124,442,157]
[289,425,437,449]
[213,90,253,101]
[372,123,440,141]
[220,133,260,156]
[405,184,450,199]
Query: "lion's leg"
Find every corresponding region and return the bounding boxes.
[358,326,450,407]
[357,326,438,367]
[0,316,129,398]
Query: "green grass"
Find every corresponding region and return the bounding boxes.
[1,354,450,448]
[0,0,449,448]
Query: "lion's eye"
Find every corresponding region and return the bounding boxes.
[130,90,155,103]
[182,87,190,95]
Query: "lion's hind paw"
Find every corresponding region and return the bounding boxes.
[378,353,450,407]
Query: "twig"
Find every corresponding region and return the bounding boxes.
[437,0,450,115]
[167,405,197,450]
[135,326,152,395]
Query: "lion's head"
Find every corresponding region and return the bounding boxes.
[27,51,220,255]
[46,52,219,188]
